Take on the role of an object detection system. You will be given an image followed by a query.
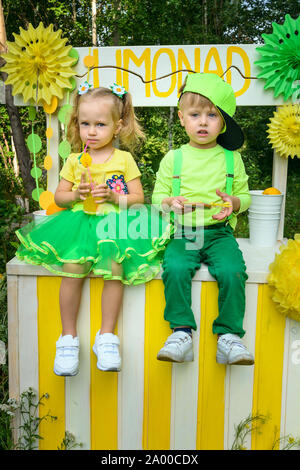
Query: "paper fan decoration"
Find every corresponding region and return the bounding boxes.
[1,22,76,106]
[255,14,300,101]
[268,234,300,321]
[267,104,300,158]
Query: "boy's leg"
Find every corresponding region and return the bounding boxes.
[157,235,201,363]
[201,226,248,337]
[162,236,201,331]
[201,226,254,365]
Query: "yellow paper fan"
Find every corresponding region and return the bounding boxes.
[268,234,300,321]
[267,104,300,159]
[2,22,76,106]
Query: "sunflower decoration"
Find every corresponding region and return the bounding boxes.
[1,22,76,106]
[267,104,300,158]
[255,14,300,101]
[268,234,300,321]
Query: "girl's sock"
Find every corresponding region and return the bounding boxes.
[173,327,192,336]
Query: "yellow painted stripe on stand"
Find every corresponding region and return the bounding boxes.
[90,278,118,450]
[37,277,65,450]
[93,49,99,88]
[251,284,285,450]
[143,280,172,450]
[196,282,226,450]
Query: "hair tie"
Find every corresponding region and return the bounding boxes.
[78,81,92,95]
[110,83,127,99]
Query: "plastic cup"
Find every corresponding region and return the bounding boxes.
[249,190,284,212]
[83,193,99,214]
[248,213,281,247]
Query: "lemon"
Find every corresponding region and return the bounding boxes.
[262,187,281,195]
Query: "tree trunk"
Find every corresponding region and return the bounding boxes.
[0,0,35,199]
[112,0,120,46]
[4,81,36,198]
[92,0,97,46]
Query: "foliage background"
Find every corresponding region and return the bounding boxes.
[1,0,300,448]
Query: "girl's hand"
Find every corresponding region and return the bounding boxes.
[212,188,238,221]
[162,196,195,214]
[91,184,118,204]
[75,173,90,201]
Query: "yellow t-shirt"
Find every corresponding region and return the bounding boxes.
[60,148,141,214]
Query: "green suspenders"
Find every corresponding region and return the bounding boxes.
[172,147,234,219]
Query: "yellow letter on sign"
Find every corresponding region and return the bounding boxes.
[123,48,151,96]
[152,48,177,98]
[226,46,251,97]
[203,47,223,77]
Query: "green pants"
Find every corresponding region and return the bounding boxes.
[162,224,248,337]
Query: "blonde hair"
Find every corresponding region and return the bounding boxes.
[178,79,215,110]
[67,87,145,152]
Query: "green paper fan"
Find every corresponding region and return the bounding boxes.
[255,14,300,101]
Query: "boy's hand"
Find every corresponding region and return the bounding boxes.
[162,196,195,214]
[75,173,90,201]
[212,189,239,221]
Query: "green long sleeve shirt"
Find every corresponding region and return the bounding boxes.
[152,144,251,229]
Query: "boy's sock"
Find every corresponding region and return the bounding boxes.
[173,327,192,337]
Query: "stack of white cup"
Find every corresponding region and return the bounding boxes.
[248,190,284,247]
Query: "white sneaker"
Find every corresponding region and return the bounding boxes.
[54,335,79,376]
[217,333,254,365]
[157,331,194,363]
[92,331,122,372]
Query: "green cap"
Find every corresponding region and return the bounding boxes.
[179,73,244,150]
[181,72,236,117]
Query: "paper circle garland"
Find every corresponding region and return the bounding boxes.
[268,234,300,321]
[58,104,73,125]
[83,55,95,68]
[31,187,44,202]
[39,190,55,210]
[26,133,42,154]
[267,104,300,159]
[58,140,71,159]
[255,14,300,101]
[44,155,53,170]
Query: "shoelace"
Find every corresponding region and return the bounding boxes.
[57,346,78,358]
[224,339,246,350]
[101,343,119,355]
[166,336,190,345]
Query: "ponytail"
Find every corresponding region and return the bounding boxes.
[118,91,145,151]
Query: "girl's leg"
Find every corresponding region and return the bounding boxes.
[59,262,91,337]
[59,277,85,337]
[101,279,124,333]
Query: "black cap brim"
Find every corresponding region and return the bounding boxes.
[216,107,244,151]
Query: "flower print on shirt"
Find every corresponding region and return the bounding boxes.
[106,174,129,195]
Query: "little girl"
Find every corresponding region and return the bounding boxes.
[16,85,171,376]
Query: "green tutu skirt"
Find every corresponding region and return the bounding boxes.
[16,204,173,285]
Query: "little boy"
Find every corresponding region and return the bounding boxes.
[152,72,254,365]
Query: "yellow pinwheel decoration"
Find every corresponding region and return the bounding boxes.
[1,22,76,106]
[267,104,300,159]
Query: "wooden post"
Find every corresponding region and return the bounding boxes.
[46,113,60,193]
[272,149,288,241]
[271,107,288,241]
